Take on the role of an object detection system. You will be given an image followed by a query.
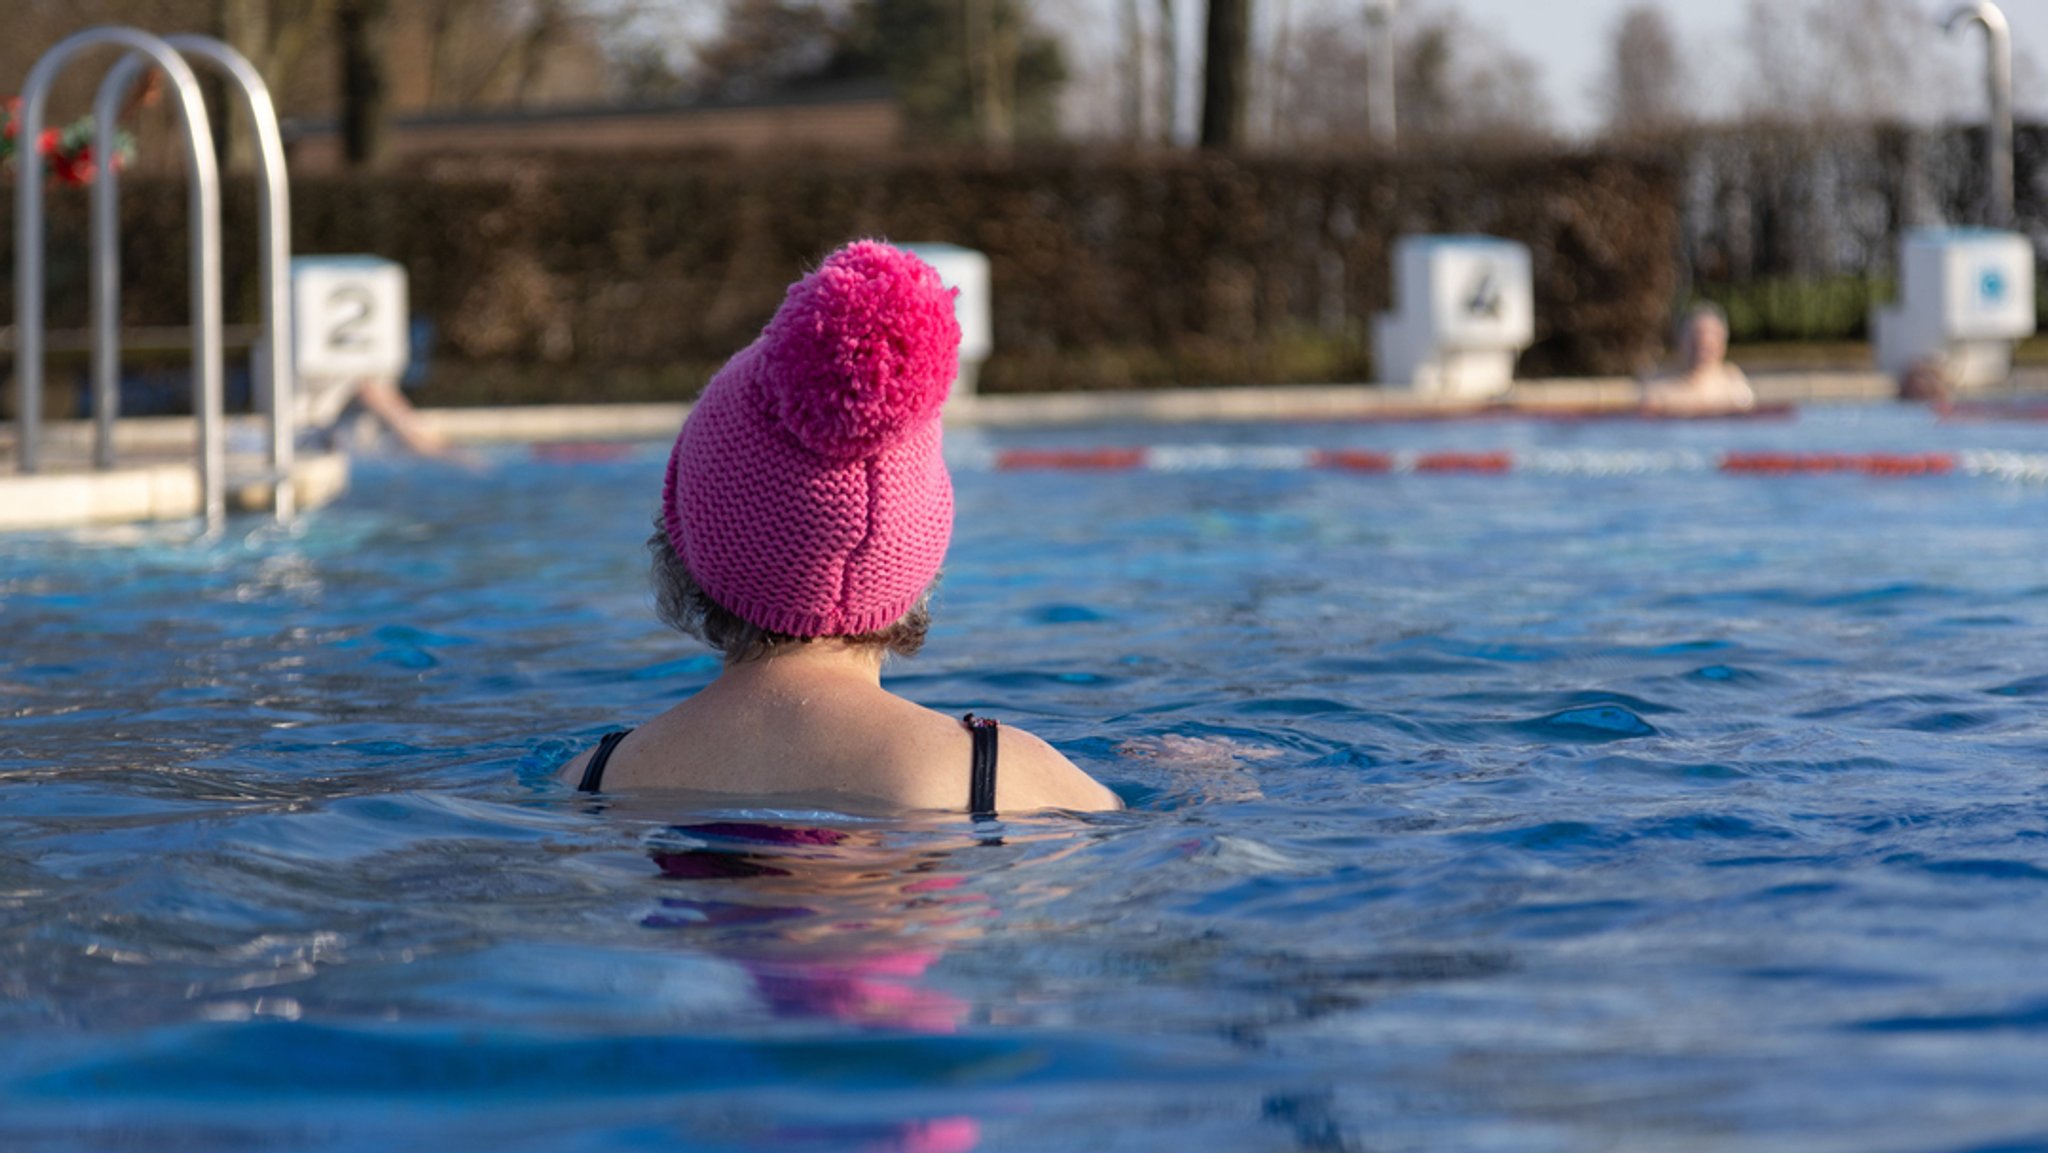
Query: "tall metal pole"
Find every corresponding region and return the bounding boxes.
[93,36,296,520]
[15,28,224,525]
[1366,0,1398,150]
[1942,1,2014,228]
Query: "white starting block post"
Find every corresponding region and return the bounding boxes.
[1872,229,2037,389]
[1373,236,1534,399]
[287,256,410,427]
[901,243,992,399]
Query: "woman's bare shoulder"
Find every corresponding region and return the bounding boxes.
[553,698,1120,815]
[985,722,1123,813]
[557,746,593,787]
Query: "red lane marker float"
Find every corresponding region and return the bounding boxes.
[1860,453,1956,476]
[1719,452,1956,476]
[1413,451,1513,473]
[1310,449,1396,472]
[532,441,640,462]
[995,448,1147,471]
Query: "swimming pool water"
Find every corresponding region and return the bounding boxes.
[4,405,2048,1151]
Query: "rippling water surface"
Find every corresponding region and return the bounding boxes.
[5,405,2048,1152]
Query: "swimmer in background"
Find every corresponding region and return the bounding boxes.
[562,239,1118,816]
[1642,304,1757,415]
[1896,356,1955,411]
[108,78,445,456]
[297,373,449,456]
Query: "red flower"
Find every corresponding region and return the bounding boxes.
[51,146,96,187]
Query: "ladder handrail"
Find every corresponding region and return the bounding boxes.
[93,35,296,521]
[14,26,225,524]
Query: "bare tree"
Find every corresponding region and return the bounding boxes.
[1264,0,1291,143]
[207,0,344,164]
[1801,0,1936,123]
[1199,0,1248,149]
[1155,0,1179,144]
[1406,5,1550,145]
[453,0,599,107]
[962,0,1018,146]
[1598,3,1686,139]
[688,0,841,100]
[1119,0,1145,140]
[1400,18,1454,139]
[1739,0,1966,125]
[214,0,337,86]
[335,0,389,167]
[421,0,491,108]
[1266,0,1552,150]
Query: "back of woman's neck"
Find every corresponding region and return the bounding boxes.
[716,642,887,690]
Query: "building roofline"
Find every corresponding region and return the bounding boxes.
[282,77,894,137]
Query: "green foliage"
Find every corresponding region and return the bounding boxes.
[851,0,1067,143]
[1693,277,2048,346]
[1690,276,1888,344]
[692,0,850,99]
[690,0,1066,143]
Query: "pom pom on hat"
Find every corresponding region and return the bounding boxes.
[757,239,962,461]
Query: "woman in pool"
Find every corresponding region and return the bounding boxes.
[563,240,1119,816]
[1642,304,1756,415]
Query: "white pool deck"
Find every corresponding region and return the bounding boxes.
[0,436,349,531]
[2,368,2041,531]
[407,368,2037,442]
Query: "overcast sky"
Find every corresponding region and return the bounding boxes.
[617,0,2048,136]
[1452,0,2047,132]
[1046,0,2048,137]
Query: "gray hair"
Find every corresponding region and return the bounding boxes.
[646,522,932,663]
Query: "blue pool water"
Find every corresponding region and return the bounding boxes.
[4,404,2048,1151]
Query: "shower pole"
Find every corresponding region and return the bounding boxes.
[1941,1,2015,228]
[1365,0,1398,150]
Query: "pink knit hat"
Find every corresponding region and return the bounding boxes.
[662,240,961,638]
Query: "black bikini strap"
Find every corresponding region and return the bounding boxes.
[963,713,999,820]
[578,729,632,793]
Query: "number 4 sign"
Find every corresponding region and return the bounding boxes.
[291,256,410,382]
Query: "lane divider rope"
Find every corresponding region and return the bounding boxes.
[519,441,2048,485]
[974,447,2048,482]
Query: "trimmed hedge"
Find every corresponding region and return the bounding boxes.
[3,150,1679,408]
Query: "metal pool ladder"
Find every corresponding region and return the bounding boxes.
[12,26,297,527]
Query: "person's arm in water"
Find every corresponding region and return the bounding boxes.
[352,380,450,456]
[1720,364,1756,409]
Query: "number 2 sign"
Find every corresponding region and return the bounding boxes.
[291,257,409,382]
